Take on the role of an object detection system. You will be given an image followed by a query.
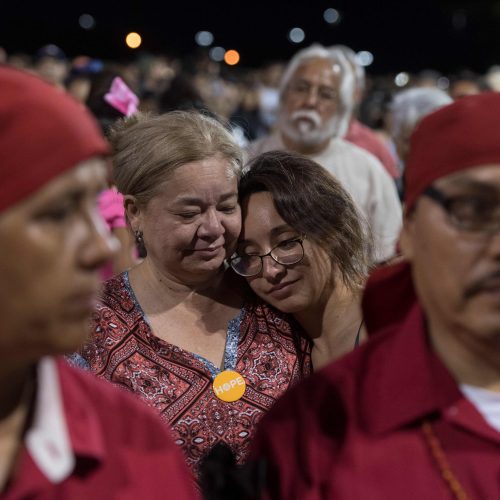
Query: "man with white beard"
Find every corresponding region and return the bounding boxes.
[246,44,402,263]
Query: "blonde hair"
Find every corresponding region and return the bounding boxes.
[109,110,243,206]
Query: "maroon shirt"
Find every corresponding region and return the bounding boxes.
[252,304,500,499]
[345,120,400,179]
[2,359,197,500]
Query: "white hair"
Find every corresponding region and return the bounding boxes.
[330,44,365,93]
[279,43,355,138]
[390,87,453,140]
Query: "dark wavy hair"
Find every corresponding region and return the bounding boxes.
[239,150,372,290]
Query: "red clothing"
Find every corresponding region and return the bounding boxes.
[345,120,400,179]
[0,66,108,213]
[252,304,500,499]
[361,259,417,336]
[83,273,312,474]
[2,359,197,500]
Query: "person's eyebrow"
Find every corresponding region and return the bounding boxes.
[218,192,239,201]
[238,224,296,245]
[175,191,238,204]
[438,178,500,195]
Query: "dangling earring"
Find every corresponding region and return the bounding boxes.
[135,230,147,258]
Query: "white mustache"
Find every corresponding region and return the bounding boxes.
[290,110,322,130]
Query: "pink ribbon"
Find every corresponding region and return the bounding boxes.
[104,76,139,117]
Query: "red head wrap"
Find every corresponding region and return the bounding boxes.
[0,67,108,212]
[404,91,500,212]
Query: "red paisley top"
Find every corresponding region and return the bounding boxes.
[82,272,312,473]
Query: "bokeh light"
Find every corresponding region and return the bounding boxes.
[289,27,305,44]
[395,72,410,87]
[195,31,214,47]
[356,51,374,67]
[437,76,450,90]
[125,32,142,49]
[323,8,340,24]
[78,14,95,30]
[209,46,226,62]
[224,49,240,65]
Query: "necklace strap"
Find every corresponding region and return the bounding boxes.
[421,420,469,500]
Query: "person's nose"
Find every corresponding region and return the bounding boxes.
[80,208,120,270]
[197,208,225,240]
[486,228,500,260]
[304,87,320,108]
[261,254,287,281]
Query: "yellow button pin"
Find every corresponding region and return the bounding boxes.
[212,370,246,402]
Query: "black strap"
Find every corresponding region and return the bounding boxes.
[354,320,364,347]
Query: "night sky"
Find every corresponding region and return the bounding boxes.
[2,0,499,75]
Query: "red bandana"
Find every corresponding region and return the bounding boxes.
[405,91,500,212]
[0,67,108,212]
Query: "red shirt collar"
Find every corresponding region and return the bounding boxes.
[3,359,106,499]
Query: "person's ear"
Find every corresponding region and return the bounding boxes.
[398,212,416,262]
[124,195,143,233]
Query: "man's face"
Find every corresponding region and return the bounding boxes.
[0,158,118,365]
[401,164,500,343]
[279,58,344,149]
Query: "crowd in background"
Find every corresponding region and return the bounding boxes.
[1,42,496,153]
[3,36,500,500]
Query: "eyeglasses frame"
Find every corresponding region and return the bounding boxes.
[230,235,306,277]
[422,184,500,234]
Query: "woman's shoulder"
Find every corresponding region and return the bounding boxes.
[99,272,133,305]
[93,272,140,327]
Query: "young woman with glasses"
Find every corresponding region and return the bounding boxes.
[231,150,372,369]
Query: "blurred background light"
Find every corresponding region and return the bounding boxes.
[323,8,340,24]
[437,76,450,90]
[394,72,410,87]
[288,27,305,44]
[224,49,240,65]
[355,50,374,67]
[195,30,214,47]
[78,13,95,30]
[209,46,225,62]
[125,32,142,49]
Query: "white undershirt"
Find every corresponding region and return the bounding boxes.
[461,383,500,433]
[25,357,75,483]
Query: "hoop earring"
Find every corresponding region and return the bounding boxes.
[135,230,147,258]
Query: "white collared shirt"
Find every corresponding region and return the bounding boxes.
[25,357,75,483]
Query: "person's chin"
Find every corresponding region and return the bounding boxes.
[265,291,305,314]
[192,253,225,272]
[47,322,89,356]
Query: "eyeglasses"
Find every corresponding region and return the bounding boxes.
[287,81,339,103]
[423,185,500,234]
[230,236,305,277]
